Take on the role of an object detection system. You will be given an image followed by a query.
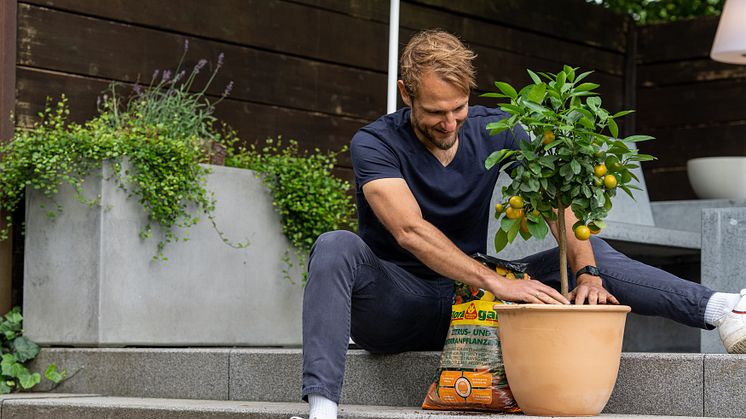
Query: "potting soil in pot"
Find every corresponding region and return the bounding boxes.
[421,256,525,413]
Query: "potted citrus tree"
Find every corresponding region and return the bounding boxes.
[484,66,655,416]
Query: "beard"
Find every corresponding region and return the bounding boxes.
[411,117,462,151]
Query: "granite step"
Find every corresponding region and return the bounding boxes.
[0,395,739,419]
[25,349,746,417]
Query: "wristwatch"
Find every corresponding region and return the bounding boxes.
[575,265,600,279]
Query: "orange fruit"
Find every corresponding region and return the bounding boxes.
[594,164,608,177]
[508,195,525,209]
[506,207,524,220]
[604,174,618,189]
[574,225,591,240]
[543,130,555,145]
[520,217,529,233]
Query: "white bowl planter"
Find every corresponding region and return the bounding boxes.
[687,157,746,200]
[23,163,304,347]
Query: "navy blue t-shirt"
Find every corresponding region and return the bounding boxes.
[350,105,527,278]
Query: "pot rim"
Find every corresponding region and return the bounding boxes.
[492,303,631,313]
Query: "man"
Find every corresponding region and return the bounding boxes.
[299,30,746,419]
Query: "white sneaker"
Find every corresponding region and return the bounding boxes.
[717,289,746,354]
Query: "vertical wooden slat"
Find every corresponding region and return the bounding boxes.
[0,0,17,314]
[623,17,637,138]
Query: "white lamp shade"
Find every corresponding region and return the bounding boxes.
[711,0,746,64]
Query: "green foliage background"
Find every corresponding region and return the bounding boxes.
[588,0,724,23]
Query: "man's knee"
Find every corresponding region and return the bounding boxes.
[309,230,368,269]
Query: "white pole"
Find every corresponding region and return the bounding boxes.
[387,0,400,114]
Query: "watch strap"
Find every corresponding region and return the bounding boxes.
[575,265,600,278]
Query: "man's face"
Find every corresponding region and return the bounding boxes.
[400,72,469,151]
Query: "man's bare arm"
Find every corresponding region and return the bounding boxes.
[363,178,569,304]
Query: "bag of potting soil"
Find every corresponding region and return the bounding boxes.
[421,254,528,413]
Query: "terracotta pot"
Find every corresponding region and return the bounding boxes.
[492,304,630,416]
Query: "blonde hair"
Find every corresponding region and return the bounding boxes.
[400,30,477,98]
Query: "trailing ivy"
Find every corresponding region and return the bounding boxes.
[226,138,357,284]
[1,307,65,394]
[0,47,238,259]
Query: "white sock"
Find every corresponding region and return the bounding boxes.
[308,393,338,419]
[705,292,741,326]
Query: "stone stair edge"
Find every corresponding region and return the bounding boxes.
[1,395,740,419]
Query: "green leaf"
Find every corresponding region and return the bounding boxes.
[494,228,508,253]
[507,217,522,242]
[613,110,635,118]
[45,364,66,384]
[18,372,41,390]
[499,103,524,116]
[519,228,532,241]
[0,381,11,394]
[586,96,602,110]
[500,216,519,232]
[629,154,656,162]
[494,82,517,99]
[485,149,516,170]
[485,122,510,136]
[11,336,40,363]
[623,135,655,143]
[574,82,599,92]
[574,70,593,84]
[524,101,549,115]
[608,118,619,138]
[570,159,581,175]
[527,69,542,84]
[564,65,576,82]
[527,217,549,240]
[527,83,547,103]
[556,71,566,90]
[479,92,510,99]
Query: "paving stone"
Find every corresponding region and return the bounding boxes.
[604,353,704,417]
[704,354,746,418]
[27,348,231,400]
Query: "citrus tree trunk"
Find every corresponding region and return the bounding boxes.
[557,196,569,298]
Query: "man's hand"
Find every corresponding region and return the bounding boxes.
[493,278,570,305]
[569,275,619,305]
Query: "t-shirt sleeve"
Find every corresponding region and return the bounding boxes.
[350,130,403,188]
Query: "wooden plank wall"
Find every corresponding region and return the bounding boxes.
[14,0,630,183]
[636,17,746,201]
[9,0,629,301]
[1,0,17,313]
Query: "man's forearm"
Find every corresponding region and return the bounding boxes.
[396,219,504,292]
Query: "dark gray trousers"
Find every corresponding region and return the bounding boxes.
[301,230,714,403]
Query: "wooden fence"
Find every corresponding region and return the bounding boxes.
[13,0,630,180]
[4,0,632,305]
[636,17,746,201]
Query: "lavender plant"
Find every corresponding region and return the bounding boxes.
[0,41,238,259]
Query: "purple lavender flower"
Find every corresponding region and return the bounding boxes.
[217,53,225,67]
[133,84,142,95]
[222,81,234,97]
[162,70,172,82]
[184,39,189,52]
[192,59,208,74]
[96,96,101,108]
[152,69,160,81]
[172,70,186,83]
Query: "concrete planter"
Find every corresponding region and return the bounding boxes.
[23,164,304,347]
